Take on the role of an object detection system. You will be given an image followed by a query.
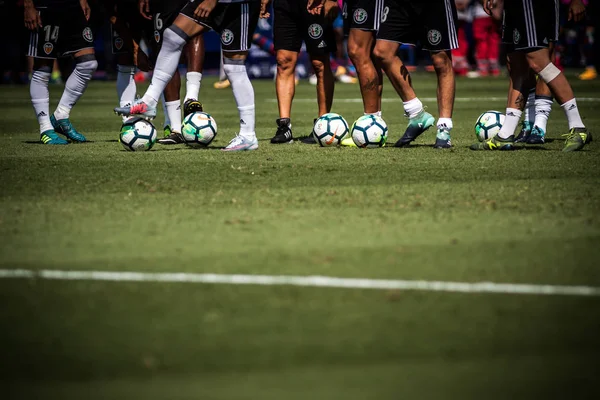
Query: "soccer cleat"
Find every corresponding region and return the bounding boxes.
[183,98,204,118]
[515,121,532,143]
[300,118,318,144]
[163,124,172,138]
[114,100,157,120]
[578,66,597,81]
[526,126,545,144]
[562,128,590,152]
[433,127,452,149]
[470,135,515,150]
[50,115,87,142]
[340,137,357,147]
[158,131,185,145]
[40,129,68,145]
[270,118,294,144]
[394,111,435,147]
[222,134,259,152]
[213,79,230,89]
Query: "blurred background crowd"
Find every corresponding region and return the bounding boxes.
[1,0,598,86]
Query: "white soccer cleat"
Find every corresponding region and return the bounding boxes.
[222,135,258,152]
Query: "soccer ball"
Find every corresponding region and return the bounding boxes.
[475,111,505,141]
[351,115,388,148]
[313,113,349,147]
[119,117,157,151]
[182,111,217,147]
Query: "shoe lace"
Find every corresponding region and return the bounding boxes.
[562,130,578,140]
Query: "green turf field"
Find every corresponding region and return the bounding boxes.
[1,73,599,399]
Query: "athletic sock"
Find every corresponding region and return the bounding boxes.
[54,57,97,120]
[184,71,202,102]
[534,95,553,132]
[117,65,136,122]
[498,108,522,139]
[523,89,535,125]
[30,69,53,133]
[164,100,182,133]
[223,60,255,139]
[437,117,453,131]
[160,93,171,128]
[142,28,188,107]
[403,98,424,119]
[560,98,585,129]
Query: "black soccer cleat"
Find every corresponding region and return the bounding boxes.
[393,111,435,147]
[158,132,185,145]
[270,118,294,144]
[183,99,204,118]
[300,118,318,144]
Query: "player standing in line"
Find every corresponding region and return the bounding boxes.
[24,0,98,144]
[269,0,337,144]
[515,0,587,145]
[364,0,459,148]
[472,0,590,151]
[115,0,265,152]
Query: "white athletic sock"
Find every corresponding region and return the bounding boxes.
[184,71,202,102]
[498,108,522,139]
[560,98,585,129]
[54,58,97,120]
[437,117,453,130]
[219,49,227,81]
[164,100,182,133]
[117,65,136,122]
[403,98,424,119]
[534,96,553,132]
[364,111,382,118]
[142,28,187,107]
[30,69,53,133]
[523,89,535,124]
[223,60,255,139]
[160,93,171,128]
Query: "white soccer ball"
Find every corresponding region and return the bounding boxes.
[475,111,505,141]
[312,113,349,147]
[119,117,157,151]
[351,115,388,148]
[182,111,217,148]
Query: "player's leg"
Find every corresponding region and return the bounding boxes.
[115,10,208,119]
[525,48,589,151]
[347,29,381,115]
[52,48,97,143]
[271,1,301,144]
[310,54,335,116]
[159,72,183,143]
[30,57,67,145]
[183,35,205,116]
[526,41,557,145]
[221,1,260,151]
[430,50,455,148]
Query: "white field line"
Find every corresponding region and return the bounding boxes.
[0,269,599,297]
[266,97,600,103]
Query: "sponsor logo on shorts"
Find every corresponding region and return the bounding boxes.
[82,27,93,43]
[308,24,323,40]
[318,40,327,49]
[427,29,442,46]
[221,29,234,46]
[513,29,520,44]
[353,8,368,24]
[154,30,161,43]
[43,42,54,55]
[114,37,124,51]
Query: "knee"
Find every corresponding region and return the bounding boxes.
[75,55,98,75]
[431,52,452,73]
[525,53,546,74]
[347,41,367,63]
[371,45,391,66]
[310,58,328,75]
[276,53,296,73]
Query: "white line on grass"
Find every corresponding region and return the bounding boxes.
[1,269,599,297]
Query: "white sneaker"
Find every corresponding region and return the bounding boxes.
[222,134,259,152]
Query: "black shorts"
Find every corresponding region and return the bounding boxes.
[110,1,154,54]
[273,0,336,56]
[376,0,458,51]
[343,0,384,34]
[153,0,188,45]
[27,5,94,59]
[180,0,259,52]
[502,0,559,51]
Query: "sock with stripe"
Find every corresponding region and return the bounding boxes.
[30,68,53,133]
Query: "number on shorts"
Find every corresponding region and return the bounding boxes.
[154,13,163,31]
[43,25,59,42]
[381,7,389,23]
